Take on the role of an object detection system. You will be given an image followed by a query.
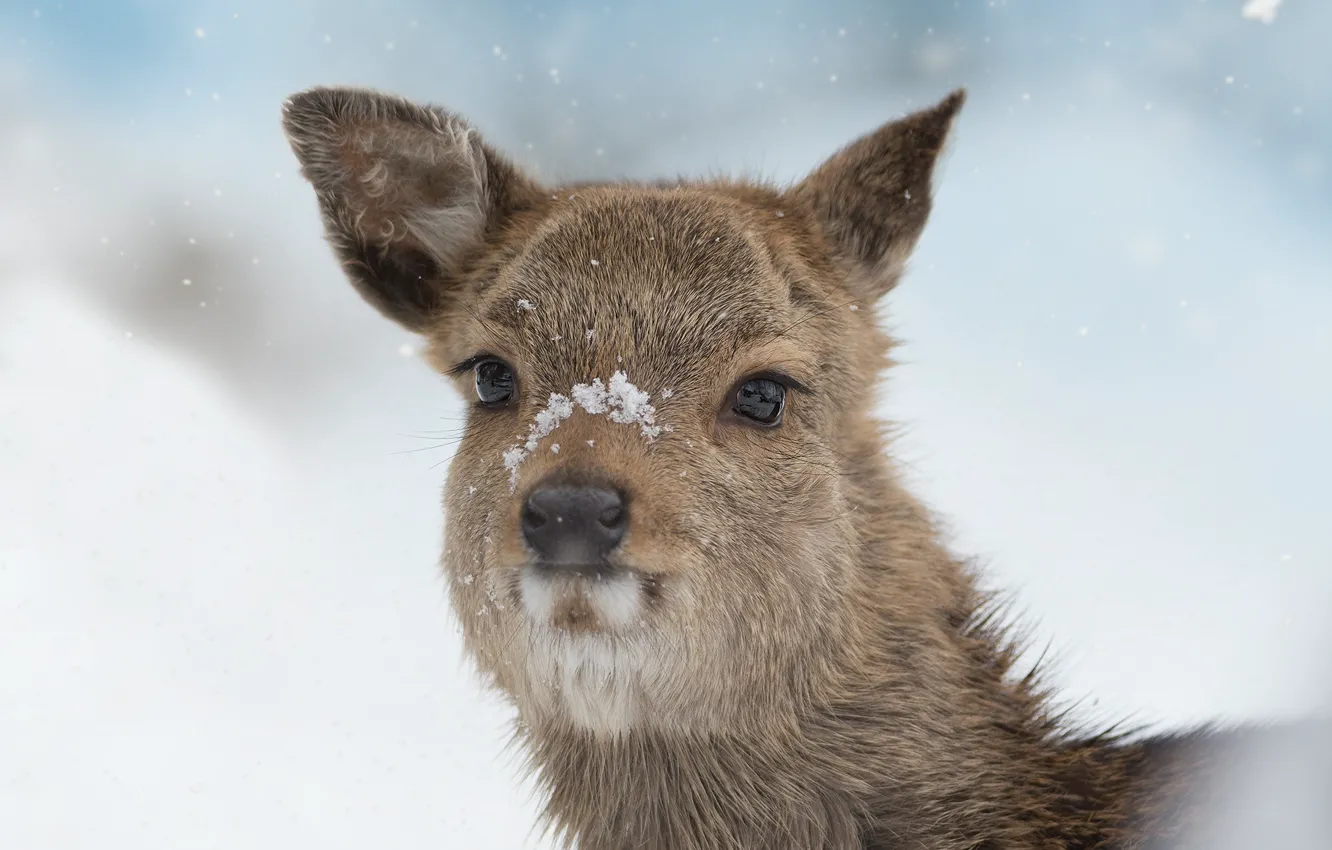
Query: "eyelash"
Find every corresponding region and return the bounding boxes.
[449,354,493,378]
[738,370,812,399]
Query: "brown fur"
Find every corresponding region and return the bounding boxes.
[282,85,1259,849]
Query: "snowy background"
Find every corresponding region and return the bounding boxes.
[2,1,1330,847]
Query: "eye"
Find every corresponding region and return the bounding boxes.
[733,378,786,426]
[474,359,516,406]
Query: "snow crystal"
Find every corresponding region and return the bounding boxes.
[468,485,477,495]
[503,446,529,485]
[1241,0,1282,24]
[550,444,560,454]
[516,298,536,312]
[660,388,674,399]
[585,328,596,341]
[503,393,575,488]
[571,378,609,414]
[606,371,661,438]
[500,372,664,488]
[590,259,600,266]
[533,394,574,437]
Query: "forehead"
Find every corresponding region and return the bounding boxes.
[469,189,810,386]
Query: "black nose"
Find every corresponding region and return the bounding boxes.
[521,485,627,569]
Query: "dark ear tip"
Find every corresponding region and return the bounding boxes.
[927,87,967,126]
[281,86,351,128]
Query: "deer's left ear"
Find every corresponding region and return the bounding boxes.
[790,89,965,300]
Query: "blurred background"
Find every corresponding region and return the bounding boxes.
[1,1,1329,847]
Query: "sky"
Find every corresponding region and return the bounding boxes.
[2,1,1329,847]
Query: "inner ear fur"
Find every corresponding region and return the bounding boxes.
[282,86,542,332]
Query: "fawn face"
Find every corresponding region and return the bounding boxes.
[283,86,962,735]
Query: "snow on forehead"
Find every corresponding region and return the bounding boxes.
[503,371,664,490]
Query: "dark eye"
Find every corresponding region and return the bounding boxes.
[733,378,786,426]
[475,359,516,406]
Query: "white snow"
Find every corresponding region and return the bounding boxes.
[501,372,663,488]
[1241,0,1282,24]
[605,371,661,438]
[571,377,609,414]
[516,298,536,312]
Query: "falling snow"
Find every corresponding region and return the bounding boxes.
[1241,0,1282,24]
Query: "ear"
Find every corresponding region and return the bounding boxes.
[790,89,965,300]
[281,86,541,332]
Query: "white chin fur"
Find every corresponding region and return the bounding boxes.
[519,568,653,734]
[518,567,644,630]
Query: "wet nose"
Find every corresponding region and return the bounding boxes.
[521,485,627,568]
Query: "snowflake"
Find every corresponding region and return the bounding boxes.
[1241,0,1282,24]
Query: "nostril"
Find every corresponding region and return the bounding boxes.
[522,501,548,530]
[598,503,625,529]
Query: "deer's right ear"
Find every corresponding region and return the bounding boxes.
[282,86,541,333]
